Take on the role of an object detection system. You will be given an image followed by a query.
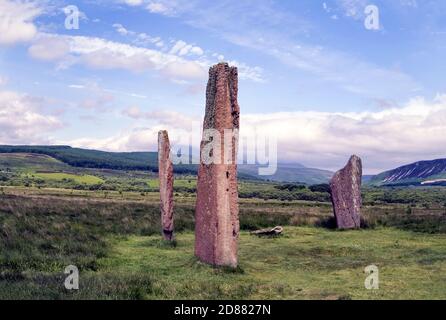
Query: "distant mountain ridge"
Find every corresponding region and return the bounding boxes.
[369,158,446,186]
[0,145,333,184]
[0,145,163,171]
[239,163,333,185]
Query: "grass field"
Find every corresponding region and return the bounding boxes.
[0,187,445,300]
[98,228,446,300]
[147,178,197,189]
[27,172,105,185]
[1,151,446,300]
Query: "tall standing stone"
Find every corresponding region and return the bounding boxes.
[158,130,174,241]
[329,155,362,229]
[195,63,240,268]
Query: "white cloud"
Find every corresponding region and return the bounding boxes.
[113,23,132,36]
[122,0,144,6]
[334,0,417,22]
[169,40,186,54]
[28,36,70,61]
[122,106,195,127]
[126,0,414,94]
[81,48,156,73]
[68,84,85,89]
[0,90,62,144]
[336,0,368,20]
[190,46,204,56]
[240,94,446,173]
[119,0,187,16]
[111,23,166,50]
[0,0,42,45]
[66,127,161,153]
[74,94,446,173]
[169,40,203,56]
[227,60,264,83]
[111,23,165,48]
[161,60,206,79]
[129,93,148,99]
[134,33,164,47]
[28,33,207,80]
[146,1,175,16]
[322,2,331,13]
[227,32,417,95]
[26,26,261,82]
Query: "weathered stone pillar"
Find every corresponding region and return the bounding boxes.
[158,130,174,241]
[329,155,362,229]
[195,62,240,268]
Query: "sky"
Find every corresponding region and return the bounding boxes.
[0,0,446,174]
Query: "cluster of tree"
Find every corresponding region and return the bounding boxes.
[274,183,331,193]
[362,187,446,207]
[308,184,331,193]
[274,183,307,191]
[239,189,330,202]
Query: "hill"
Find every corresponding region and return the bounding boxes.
[369,158,446,186]
[0,145,195,173]
[0,152,69,171]
[239,163,333,185]
[0,145,333,184]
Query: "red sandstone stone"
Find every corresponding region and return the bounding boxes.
[195,62,240,268]
[158,130,174,241]
[329,155,362,229]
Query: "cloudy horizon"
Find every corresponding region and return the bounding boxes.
[1,0,446,174]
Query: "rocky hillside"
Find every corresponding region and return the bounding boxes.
[369,158,446,186]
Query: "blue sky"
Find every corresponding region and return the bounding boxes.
[1,0,446,173]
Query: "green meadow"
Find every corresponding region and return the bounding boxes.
[0,187,445,300]
[27,172,105,185]
[146,178,197,189]
[98,228,446,300]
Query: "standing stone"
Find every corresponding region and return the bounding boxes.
[329,155,362,229]
[158,130,174,241]
[195,62,240,268]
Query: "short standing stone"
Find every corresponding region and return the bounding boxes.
[329,155,362,229]
[195,62,240,268]
[158,130,174,240]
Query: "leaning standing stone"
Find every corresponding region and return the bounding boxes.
[329,155,362,229]
[158,130,174,241]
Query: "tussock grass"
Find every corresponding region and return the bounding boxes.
[94,228,446,300]
[0,189,445,299]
